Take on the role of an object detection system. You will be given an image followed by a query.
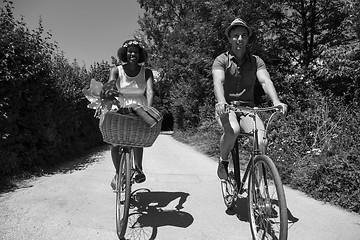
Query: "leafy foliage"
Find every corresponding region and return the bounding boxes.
[0,1,104,177]
[137,0,360,213]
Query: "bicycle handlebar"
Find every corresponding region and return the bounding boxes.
[101,89,121,99]
[226,101,282,113]
[228,103,282,113]
[225,102,283,140]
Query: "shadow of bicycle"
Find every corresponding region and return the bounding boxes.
[123,189,194,240]
[226,196,299,225]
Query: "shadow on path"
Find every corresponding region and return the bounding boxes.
[123,188,193,240]
[225,196,299,225]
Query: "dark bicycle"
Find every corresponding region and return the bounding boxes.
[100,110,162,239]
[83,81,162,239]
[220,102,288,240]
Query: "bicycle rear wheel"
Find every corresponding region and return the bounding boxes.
[248,155,288,240]
[221,143,241,209]
[116,149,132,239]
[220,165,238,209]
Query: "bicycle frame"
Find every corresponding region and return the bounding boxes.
[229,104,281,193]
[221,103,288,239]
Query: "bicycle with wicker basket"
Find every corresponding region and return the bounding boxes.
[82,79,162,240]
[100,109,161,239]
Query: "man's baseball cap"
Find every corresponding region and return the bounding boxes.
[225,18,253,37]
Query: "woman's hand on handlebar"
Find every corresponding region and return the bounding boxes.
[100,79,122,100]
[104,89,120,98]
[100,89,122,100]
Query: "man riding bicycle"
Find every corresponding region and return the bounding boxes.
[212,18,288,180]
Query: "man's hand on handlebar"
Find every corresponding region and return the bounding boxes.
[215,102,228,116]
[274,102,288,115]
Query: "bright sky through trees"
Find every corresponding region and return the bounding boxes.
[10,0,144,68]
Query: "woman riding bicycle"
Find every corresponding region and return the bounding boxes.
[101,39,155,188]
[212,18,287,180]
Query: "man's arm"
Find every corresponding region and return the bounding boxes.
[257,69,287,113]
[213,69,227,115]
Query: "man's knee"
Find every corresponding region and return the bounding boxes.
[223,122,240,136]
[223,129,240,142]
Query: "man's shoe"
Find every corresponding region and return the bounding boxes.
[217,161,229,180]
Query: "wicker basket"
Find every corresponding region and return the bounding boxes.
[99,111,162,147]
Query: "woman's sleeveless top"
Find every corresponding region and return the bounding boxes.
[115,65,147,107]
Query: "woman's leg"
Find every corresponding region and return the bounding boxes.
[111,145,121,172]
[133,147,146,183]
[110,145,120,190]
[133,147,144,170]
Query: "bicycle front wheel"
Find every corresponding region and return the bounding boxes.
[248,155,288,240]
[116,149,132,239]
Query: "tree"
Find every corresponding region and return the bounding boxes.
[137,0,238,128]
[1,0,58,172]
[231,0,359,104]
[136,0,360,129]
[0,1,103,176]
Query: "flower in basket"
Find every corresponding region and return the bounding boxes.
[82,78,103,110]
[83,79,121,117]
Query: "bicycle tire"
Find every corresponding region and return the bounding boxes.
[116,149,132,239]
[248,155,288,240]
[221,142,241,209]
[220,171,238,209]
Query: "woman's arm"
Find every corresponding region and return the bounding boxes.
[109,66,119,81]
[145,68,154,106]
[100,67,119,99]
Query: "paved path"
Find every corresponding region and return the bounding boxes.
[1,133,360,239]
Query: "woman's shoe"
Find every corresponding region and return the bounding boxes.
[134,166,146,183]
[110,174,118,190]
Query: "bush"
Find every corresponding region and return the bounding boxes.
[0,1,104,178]
[274,98,360,213]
